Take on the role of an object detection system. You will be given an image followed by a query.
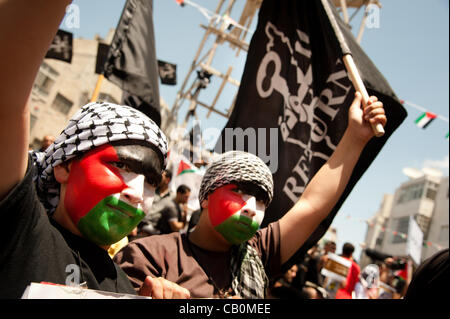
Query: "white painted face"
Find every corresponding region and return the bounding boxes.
[238,194,265,226]
[117,170,156,215]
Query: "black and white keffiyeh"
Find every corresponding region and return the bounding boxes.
[31,101,168,215]
[230,243,269,299]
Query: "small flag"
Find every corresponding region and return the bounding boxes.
[157,60,177,85]
[45,29,73,63]
[95,43,110,75]
[177,160,197,176]
[415,112,437,129]
[175,0,185,7]
[170,156,204,211]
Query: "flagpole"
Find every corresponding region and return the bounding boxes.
[321,0,385,137]
[342,54,385,137]
[90,74,104,102]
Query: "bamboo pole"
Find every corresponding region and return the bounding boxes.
[90,74,104,102]
[342,54,385,137]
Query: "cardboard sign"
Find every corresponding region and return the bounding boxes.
[406,216,423,265]
[21,282,151,299]
[321,253,352,282]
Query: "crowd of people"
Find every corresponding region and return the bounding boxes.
[0,0,446,301]
[266,241,417,299]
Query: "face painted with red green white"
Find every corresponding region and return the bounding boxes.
[208,184,266,245]
[64,143,161,245]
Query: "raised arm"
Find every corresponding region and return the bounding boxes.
[0,0,71,199]
[279,92,386,264]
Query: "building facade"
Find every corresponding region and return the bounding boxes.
[29,31,123,150]
[360,171,449,267]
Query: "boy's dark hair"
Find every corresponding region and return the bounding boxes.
[177,184,191,194]
[164,170,172,180]
[342,243,355,257]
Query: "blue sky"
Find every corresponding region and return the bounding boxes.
[62,0,449,261]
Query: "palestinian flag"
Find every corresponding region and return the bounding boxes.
[171,157,204,211]
[415,112,437,129]
[177,160,197,175]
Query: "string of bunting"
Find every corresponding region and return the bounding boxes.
[175,0,253,34]
[400,100,449,140]
[343,214,445,251]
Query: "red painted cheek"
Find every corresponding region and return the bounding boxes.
[65,144,128,224]
[208,184,246,227]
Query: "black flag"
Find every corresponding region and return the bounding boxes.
[95,43,110,75]
[216,0,407,267]
[45,29,73,63]
[157,60,177,85]
[103,0,161,126]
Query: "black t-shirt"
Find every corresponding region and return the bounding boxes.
[0,155,136,298]
[156,197,182,234]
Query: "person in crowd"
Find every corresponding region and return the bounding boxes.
[335,243,361,299]
[0,0,189,299]
[354,264,380,299]
[156,184,191,234]
[39,135,56,152]
[137,169,173,237]
[187,208,202,233]
[318,241,337,274]
[290,244,321,291]
[272,264,299,289]
[115,91,386,298]
[302,282,326,299]
[155,170,173,201]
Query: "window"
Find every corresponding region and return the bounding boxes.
[33,72,55,96]
[98,93,118,105]
[40,61,59,77]
[425,188,437,200]
[33,62,59,97]
[415,214,430,236]
[397,183,424,204]
[375,235,384,247]
[425,181,439,200]
[52,93,73,115]
[392,217,409,244]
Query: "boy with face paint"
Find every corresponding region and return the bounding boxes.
[115,91,387,298]
[0,0,189,299]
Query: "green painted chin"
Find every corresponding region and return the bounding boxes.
[214,214,260,245]
[77,195,145,246]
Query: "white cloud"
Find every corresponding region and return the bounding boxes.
[422,155,449,172]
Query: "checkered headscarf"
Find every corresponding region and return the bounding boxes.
[32,102,168,215]
[198,151,273,206]
[230,243,269,299]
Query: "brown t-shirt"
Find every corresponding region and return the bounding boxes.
[114,221,281,298]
